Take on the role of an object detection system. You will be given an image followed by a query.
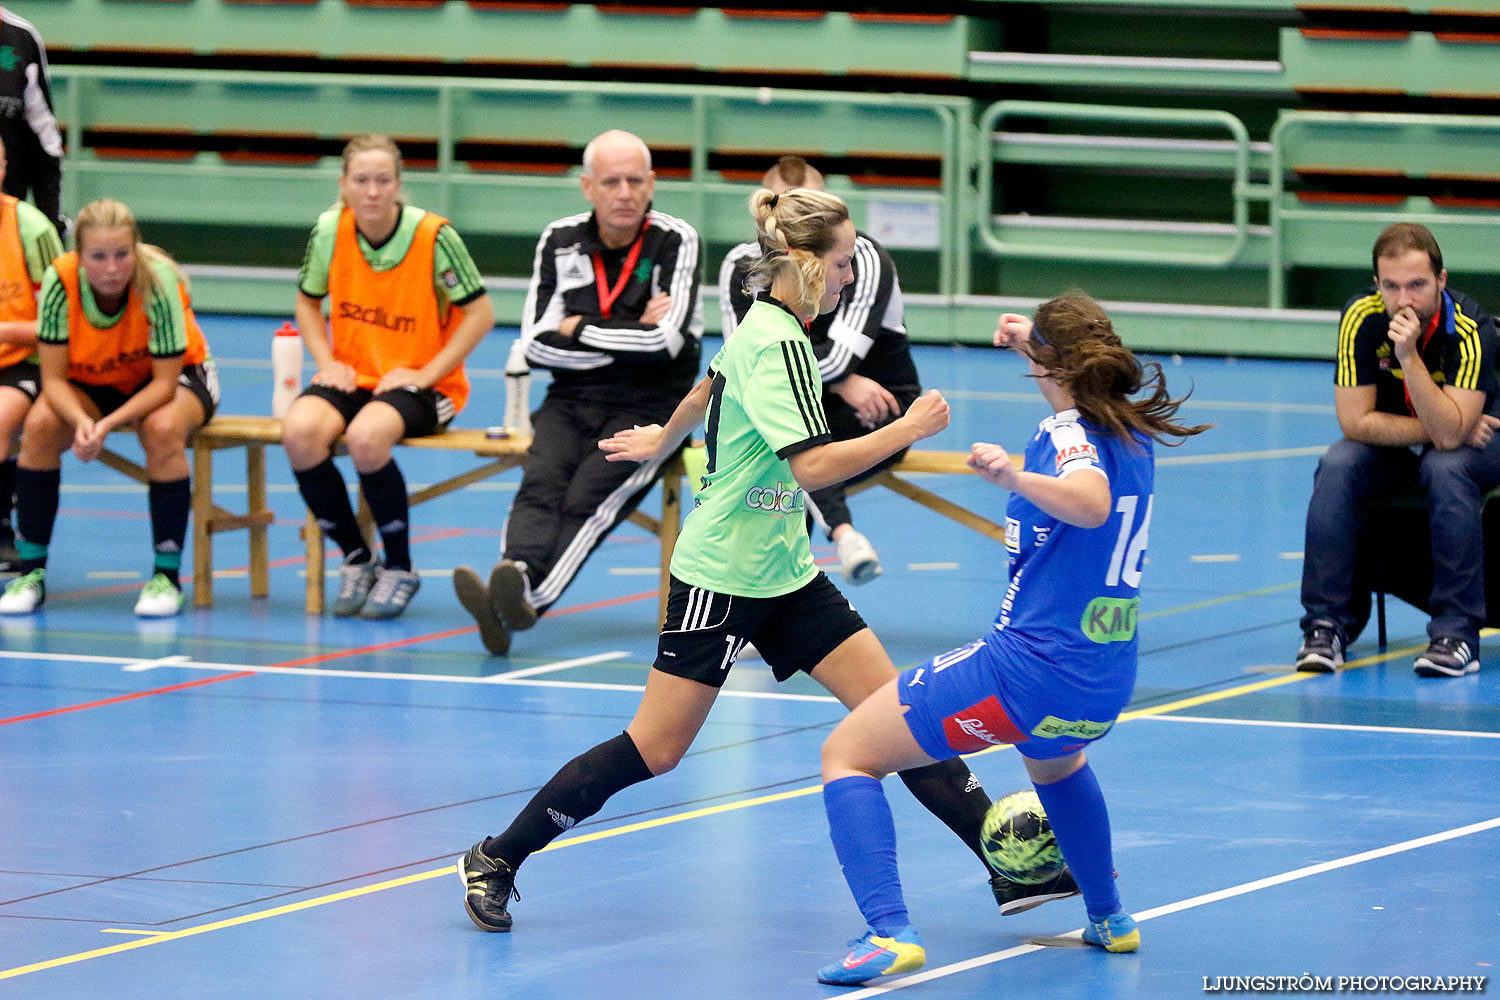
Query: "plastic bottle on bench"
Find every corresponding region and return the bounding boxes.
[271,321,303,419]
[504,338,532,438]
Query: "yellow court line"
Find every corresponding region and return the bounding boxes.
[5,624,1480,981]
[0,785,824,982]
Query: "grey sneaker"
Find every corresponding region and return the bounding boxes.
[332,555,378,617]
[1413,636,1479,677]
[454,564,511,656]
[1295,620,1344,673]
[489,560,538,631]
[359,566,421,619]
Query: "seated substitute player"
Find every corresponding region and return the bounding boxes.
[719,156,920,584]
[0,197,218,616]
[0,135,64,571]
[284,133,493,620]
[1295,222,1500,677]
[815,293,1209,986]
[452,130,703,654]
[458,186,1007,935]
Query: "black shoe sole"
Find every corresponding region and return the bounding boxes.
[454,566,511,656]
[489,562,538,631]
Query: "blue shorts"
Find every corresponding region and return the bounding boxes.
[898,637,1128,762]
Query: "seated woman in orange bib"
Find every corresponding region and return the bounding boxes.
[283,133,494,620]
[0,197,217,617]
[0,135,65,571]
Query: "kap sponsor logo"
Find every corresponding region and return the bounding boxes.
[1080,595,1138,644]
[1054,441,1098,470]
[336,300,415,334]
[744,480,805,514]
[940,695,1027,753]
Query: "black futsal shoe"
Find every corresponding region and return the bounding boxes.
[990,865,1082,915]
[453,565,512,656]
[459,841,519,932]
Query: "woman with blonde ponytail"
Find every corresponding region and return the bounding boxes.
[0,197,217,618]
[815,291,1210,986]
[458,187,1001,939]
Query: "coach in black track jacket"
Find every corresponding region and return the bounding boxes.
[0,8,62,232]
[453,129,703,655]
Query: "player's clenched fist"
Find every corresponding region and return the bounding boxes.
[903,389,950,439]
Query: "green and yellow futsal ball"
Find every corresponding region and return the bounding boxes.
[981,790,1065,884]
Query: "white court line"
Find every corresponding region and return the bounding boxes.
[121,655,192,673]
[908,562,959,571]
[485,653,629,680]
[607,567,660,576]
[1190,554,1240,563]
[1141,713,1500,740]
[844,815,1500,997]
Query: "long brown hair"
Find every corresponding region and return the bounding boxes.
[1021,291,1210,446]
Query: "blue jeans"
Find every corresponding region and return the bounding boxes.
[1301,436,1500,648]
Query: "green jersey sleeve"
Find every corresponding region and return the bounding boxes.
[432,222,486,308]
[36,265,67,344]
[145,257,189,357]
[297,208,341,299]
[14,200,62,284]
[742,336,832,458]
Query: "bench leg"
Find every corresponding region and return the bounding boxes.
[305,510,325,615]
[658,463,682,626]
[247,444,269,599]
[192,443,213,608]
[1376,591,1387,652]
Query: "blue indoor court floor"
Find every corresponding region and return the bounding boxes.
[0,314,1495,999]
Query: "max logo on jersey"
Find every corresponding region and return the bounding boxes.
[337,300,415,334]
[1054,441,1099,470]
[941,696,1028,753]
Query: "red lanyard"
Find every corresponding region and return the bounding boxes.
[592,220,650,320]
[1402,308,1443,416]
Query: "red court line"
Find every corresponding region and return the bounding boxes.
[0,672,257,727]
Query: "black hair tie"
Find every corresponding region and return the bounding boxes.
[767,193,780,209]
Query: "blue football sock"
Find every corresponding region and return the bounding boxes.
[824,775,910,935]
[1031,762,1122,918]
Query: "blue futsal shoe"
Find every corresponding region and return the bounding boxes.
[1083,911,1140,953]
[817,925,925,986]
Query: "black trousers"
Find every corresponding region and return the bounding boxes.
[503,395,676,613]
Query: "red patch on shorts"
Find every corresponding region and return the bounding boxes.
[941,696,1028,752]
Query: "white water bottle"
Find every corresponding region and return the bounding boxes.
[504,338,532,438]
[271,321,303,419]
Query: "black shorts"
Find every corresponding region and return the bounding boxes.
[74,361,220,421]
[654,572,868,688]
[0,360,40,401]
[300,383,454,439]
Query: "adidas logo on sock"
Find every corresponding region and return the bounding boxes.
[547,808,576,831]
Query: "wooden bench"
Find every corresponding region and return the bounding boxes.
[101,418,995,618]
[100,415,532,613]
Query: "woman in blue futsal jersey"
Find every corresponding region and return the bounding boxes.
[814,291,1209,986]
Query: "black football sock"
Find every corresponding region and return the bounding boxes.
[482,732,654,870]
[898,756,993,869]
[358,460,411,572]
[293,458,369,561]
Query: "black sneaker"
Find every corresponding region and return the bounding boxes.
[1295,620,1345,673]
[458,841,519,932]
[1413,636,1479,678]
[489,560,539,631]
[454,566,511,656]
[990,866,1081,915]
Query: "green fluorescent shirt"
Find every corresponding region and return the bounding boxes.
[297,204,486,306]
[670,297,832,597]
